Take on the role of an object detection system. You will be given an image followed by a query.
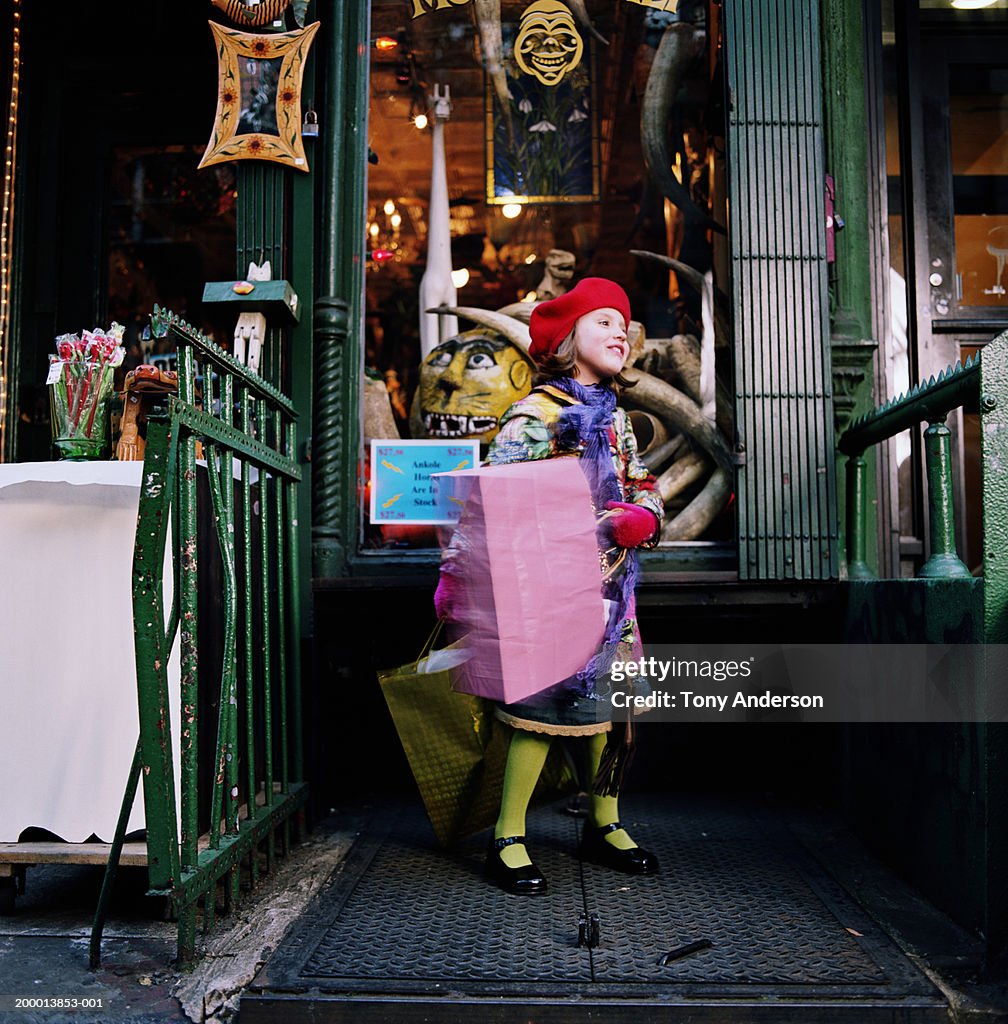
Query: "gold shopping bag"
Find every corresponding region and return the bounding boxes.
[379,625,577,847]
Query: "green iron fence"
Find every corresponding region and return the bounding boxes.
[91,307,306,965]
[839,347,983,584]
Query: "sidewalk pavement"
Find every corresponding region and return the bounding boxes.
[0,815,357,1024]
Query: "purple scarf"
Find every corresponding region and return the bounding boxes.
[546,376,640,694]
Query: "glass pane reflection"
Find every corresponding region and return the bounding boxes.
[950,65,1008,307]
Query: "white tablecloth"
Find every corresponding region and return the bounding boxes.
[0,462,180,842]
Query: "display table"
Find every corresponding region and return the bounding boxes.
[0,462,180,845]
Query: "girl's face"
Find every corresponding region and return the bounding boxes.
[573,307,629,384]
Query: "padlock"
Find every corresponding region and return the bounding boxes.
[302,108,319,138]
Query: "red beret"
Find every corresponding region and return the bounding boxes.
[528,277,632,364]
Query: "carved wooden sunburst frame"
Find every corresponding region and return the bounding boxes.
[199,21,319,174]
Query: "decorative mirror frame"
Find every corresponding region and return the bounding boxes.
[199,21,320,174]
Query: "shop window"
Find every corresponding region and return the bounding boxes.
[949,65,1008,311]
[361,0,732,553]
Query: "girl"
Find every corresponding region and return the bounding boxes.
[436,278,664,895]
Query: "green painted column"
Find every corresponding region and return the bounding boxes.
[724,0,838,580]
[311,0,348,578]
[919,420,970,579]
[821,0,873,334]
[312,296,349,575]
[312,0,368,579]
[291,48,316,628]
[821,0,879,576]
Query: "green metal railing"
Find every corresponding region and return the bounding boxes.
[91,308,306,965]
[839,340,999,583]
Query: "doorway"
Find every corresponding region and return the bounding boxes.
[888,4,1008,572]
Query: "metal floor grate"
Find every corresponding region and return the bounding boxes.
[302,809,590,985]
[248,795,946,1018]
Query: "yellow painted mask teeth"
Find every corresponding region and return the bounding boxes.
[423,413,498,438]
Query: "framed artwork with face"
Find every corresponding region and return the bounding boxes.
[485,1,599,205]
[199,21,319,174]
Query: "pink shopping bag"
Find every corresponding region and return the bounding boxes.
[435,457,605,704]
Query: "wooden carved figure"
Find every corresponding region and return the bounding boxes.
[116,391,145,462]
[115,365,180,462]
[234,260,271,373]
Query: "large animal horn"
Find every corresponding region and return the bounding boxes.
[642,434,687,473]
[620,368,733,471]
[662,468,733,541]
[428,305,533,357]
[632,252,716,424]
[641,24,725,234]
[567,0,609,45]
[631,250,730,312]
[632,251,731,430]
[495,302,535,324]
[473,0,518,151]
[656,450,709,504]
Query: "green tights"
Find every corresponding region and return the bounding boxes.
[493,729,638,868]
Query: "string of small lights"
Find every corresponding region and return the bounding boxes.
[0,0,21,461]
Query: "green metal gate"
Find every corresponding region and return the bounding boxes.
[98,308,307,963]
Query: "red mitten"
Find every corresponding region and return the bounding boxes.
[604,501,659,548]
[434,570,461,621]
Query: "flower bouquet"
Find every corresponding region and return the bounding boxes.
[47,324,126,459]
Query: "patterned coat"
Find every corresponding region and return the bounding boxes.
[485,383,664,538]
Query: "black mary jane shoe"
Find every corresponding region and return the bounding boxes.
[579,821,660,875]
[486,835,548,896]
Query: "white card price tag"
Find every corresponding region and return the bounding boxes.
[46,361,64,385]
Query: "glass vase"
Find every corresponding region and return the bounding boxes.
[49,360,115,460]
